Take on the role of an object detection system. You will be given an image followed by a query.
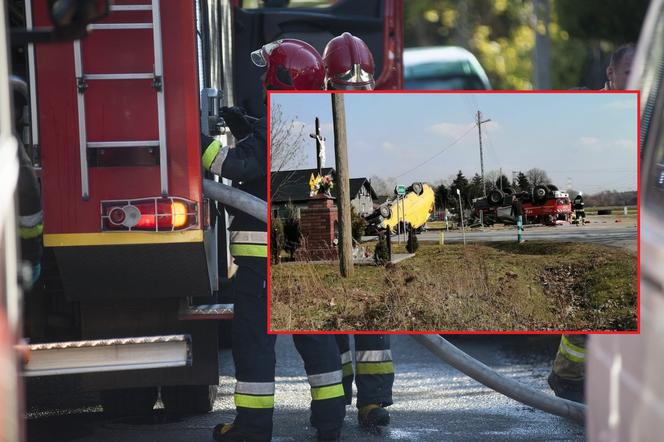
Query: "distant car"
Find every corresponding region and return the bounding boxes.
[404,46,492,90]
[365,183,435,233]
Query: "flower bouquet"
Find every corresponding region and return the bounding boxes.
[309,173,334,197]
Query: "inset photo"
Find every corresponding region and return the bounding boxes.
[269,91,638,332]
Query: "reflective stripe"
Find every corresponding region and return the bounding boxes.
[210,146,230,175]
[559,336,586,363]
[230,243,267,257]
[308,369,342,387]
[340,350,352,365]
[230,231,268,245]
[342,363,354,377]
[311,383,345,401]
[235,393,274,409]
[202,139,221,171]
[356,350,392,363]
[235,381,275,395]
[356,361,395,375]
[19,210,43,228]
[20,223,43,239]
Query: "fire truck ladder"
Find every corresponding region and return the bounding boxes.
[74,1,168,200]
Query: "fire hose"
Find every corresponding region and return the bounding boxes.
[201,185,585,423]
[413,335,586,423]
[203,179,267,224]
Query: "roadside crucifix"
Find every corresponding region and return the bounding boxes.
[309,117,325,174]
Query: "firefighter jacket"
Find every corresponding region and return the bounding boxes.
[17,140,43,285]
[202,116,267,272]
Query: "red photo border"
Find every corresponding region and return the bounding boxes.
[266,89,640,336]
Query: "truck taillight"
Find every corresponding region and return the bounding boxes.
[101,197,198,231]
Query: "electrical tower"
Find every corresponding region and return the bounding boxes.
[476,110,491,196]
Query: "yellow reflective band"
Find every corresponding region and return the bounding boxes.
[44,230,204,247]
[559,336,586,364]
[356,361,395,375]
[230,243,268,257]
[561,336,587,355]
[342,362,354,377]
[311,383,345,401]
[20,223,43,239]
[234,393,274,409]
[202,139,222,171]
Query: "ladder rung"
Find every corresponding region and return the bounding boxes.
[89,23,153,30]
[85,73,154,80]
[87,141,160,149]
[111,5,153,11]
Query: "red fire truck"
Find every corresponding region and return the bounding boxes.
[11,0,403,419]
[472,184,573,226]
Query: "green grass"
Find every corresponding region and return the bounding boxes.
[270,241,637,332]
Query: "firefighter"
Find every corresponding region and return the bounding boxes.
[323,32,395,428]
[573,194,585,225]
[11,78,44,341]
[549,44,634,403]
[205,39,346,442]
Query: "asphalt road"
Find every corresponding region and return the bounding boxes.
[26,335,585,441]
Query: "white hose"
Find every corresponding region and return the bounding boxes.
[412,334,586,423]
[202,179,267,223]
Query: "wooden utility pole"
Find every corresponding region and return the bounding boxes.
[476,110,491,196]
[331,94,353,277]
[309,117,324,174]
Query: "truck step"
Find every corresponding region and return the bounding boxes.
[179,303,234,321]
[23,334,191,377]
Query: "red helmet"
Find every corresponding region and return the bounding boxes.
[251,39,325,91]
[322,32,375,90]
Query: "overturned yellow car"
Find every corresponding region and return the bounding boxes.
[366,182,435,232]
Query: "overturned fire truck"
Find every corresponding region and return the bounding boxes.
[471,184,573,226]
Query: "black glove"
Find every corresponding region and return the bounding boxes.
[220,106,253,140]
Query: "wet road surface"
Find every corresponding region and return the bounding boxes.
[27,335,585,441]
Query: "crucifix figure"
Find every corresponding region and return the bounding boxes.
[309,117,326,174]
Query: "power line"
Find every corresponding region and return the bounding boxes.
[395,123,477,180]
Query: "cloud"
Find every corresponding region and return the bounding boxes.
[579,137,599,146]
[381,141,397,151]
[602,99,637,111]
[428,122,475,138]
[428,120,500,139]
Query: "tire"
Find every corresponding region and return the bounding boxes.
[101,387,158,418]
[379,205,391,218]
[547,184,559,191]
[533,185,548,203]
[488,189,504,206]
[503,187,514,195]
[411,182,424,195]
[161,385,217,416]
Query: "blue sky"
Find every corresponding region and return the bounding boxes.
[270,92,637,193]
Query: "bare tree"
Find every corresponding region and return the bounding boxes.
[270,104,309,202]
[270,103,307,172]
[369,175,397,198]
[526,167,551,187]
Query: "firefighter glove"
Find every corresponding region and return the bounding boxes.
[220,106,253,140]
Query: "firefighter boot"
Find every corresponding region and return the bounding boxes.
[547,372,585,403]
[212,423,271,442]
[316,428,342,441]
[358,404,390,428]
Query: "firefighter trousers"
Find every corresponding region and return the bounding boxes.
[335,334,394,408]
[552,334,587,381]
[231,260,345,437]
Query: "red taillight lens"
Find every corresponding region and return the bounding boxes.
[101,197,198,231]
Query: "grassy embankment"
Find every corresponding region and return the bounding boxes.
[270,242,637,332]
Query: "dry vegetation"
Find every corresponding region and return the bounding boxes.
[270,242,637,332]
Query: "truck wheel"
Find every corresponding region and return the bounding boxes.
[488,189,504,206]
[547,184,559,191]
[411,182,424,195]
[101,387,158,417]
[503,187,514,195]
[379,205,391,218]
[533,185,548,203]
[161,385,217,416]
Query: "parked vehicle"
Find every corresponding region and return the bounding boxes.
[404,46,491,90]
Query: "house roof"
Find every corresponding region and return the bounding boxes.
[271,168,377,203]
